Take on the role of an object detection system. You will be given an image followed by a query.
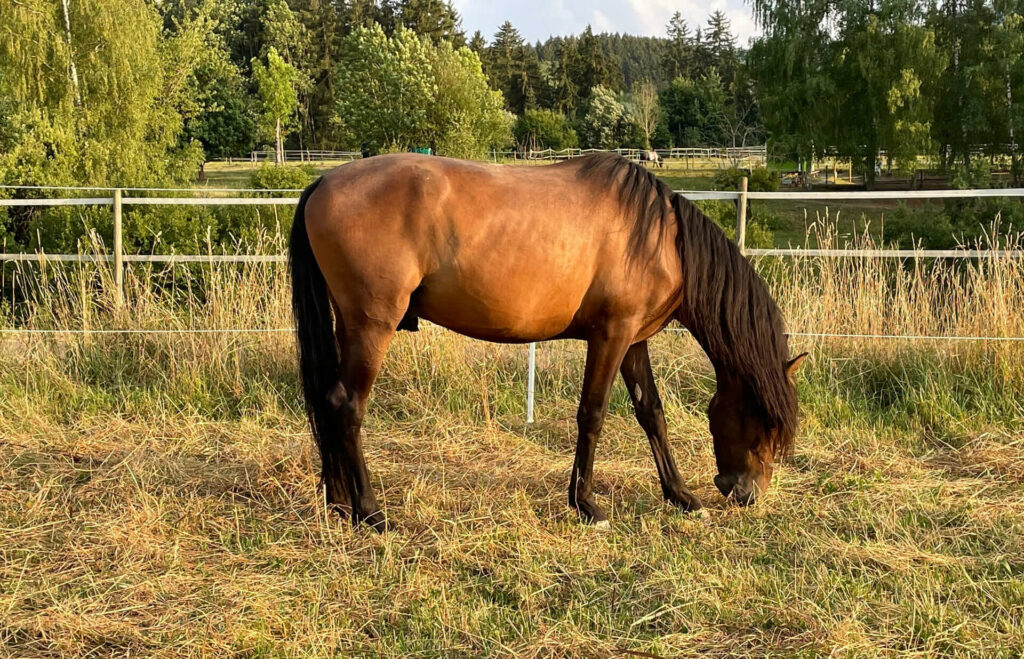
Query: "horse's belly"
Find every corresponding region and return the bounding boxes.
[415,263,588,342]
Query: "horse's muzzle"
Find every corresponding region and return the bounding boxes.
[714,474,757,506]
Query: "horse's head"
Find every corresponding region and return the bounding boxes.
[708,353,807,505]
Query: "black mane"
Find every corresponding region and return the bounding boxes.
[576,152,798,455]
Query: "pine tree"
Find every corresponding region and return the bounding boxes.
[551,39,581,115]
[345,0,382,29]
[485,21,540,114]
[468,30,486,55]
[290,0,346,148]
[664,11,694,80]
[576,26,620,94]
[705,10,737,80]
[391,0,464,45]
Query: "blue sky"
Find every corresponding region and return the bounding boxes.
[450,0,760,46]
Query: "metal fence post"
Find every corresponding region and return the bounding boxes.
[113,188,124,306]
[526,342,536,423]
[736,176,749,254]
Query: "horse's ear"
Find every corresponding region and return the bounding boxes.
[786,352,809,381]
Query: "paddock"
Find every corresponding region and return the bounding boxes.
[2,182,1023,655]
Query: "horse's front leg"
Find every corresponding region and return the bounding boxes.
[568,331,633,527]
[620,341,702,511]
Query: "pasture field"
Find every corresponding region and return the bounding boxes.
[2,227,1024,656]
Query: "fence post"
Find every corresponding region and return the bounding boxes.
[736,176,749,254]
[526,342,536,423]
[113,188,124,306]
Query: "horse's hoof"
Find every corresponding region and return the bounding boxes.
[668,497,703,513]
[356,510,390,533]
[594,519,612,531]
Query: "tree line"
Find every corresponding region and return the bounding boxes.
[749,0,1024,184]
[2,0,1022,189]
[0,0,756,187]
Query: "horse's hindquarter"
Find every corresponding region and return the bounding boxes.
[306,154,680,343]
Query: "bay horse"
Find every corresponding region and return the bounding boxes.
[289,152,806,530]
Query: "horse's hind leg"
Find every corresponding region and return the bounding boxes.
[620,341,702,512]
[326,320,397,531]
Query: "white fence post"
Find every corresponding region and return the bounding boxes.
[113,188,124,306]
[736,176,749,254]
[526,342,536,424]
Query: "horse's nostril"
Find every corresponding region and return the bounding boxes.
[714,474,735,497]
[733,488,756,506]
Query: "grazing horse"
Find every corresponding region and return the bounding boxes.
[639,150,663,168]
[290,152,806,530]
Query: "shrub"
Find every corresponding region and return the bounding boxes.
[248,163,318,190]
[513,110,579,151]
[695,200,775,248]
[713,167,780,192]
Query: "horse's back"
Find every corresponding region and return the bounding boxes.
[302,154,679,342]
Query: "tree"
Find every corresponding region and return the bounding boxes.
[989,11,1024,182]
[629,81,661,149]
[258,0,309,64]
[485,21,542,114]
[705,10,738,81]
[747,0,835,173]
[290,0,345,148]
[578,85,626,148]
[831,0,942,184]
[660,73,729,146]
[514,109,579,150]
[0,0,205,187]
[335,25,510,158]
[664,12,695,81]
[749,0,942,184]
[550,39,581,115]
[386,0,464,45]
[336,24,433,153]
[429,41,512,158]
[576,26,621,95]
[546,27,620,118]
[185,55,258,160]
[252,47,302,164]
[468,30,486,54]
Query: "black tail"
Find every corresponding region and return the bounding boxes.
[289,176,335,448]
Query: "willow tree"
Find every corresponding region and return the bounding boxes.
[989,10,1024,182]
[0,0,205,186]
[748,0,942,185]
[747,0,836,174]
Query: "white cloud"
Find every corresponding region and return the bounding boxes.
[591,9,616,33]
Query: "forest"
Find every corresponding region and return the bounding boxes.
[1,0,1023,188]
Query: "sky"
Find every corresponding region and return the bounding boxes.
[449,0,761,47]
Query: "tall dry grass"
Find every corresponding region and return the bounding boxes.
[1,223,1023,656]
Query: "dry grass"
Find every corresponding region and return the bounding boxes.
[2,224,1023,656]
